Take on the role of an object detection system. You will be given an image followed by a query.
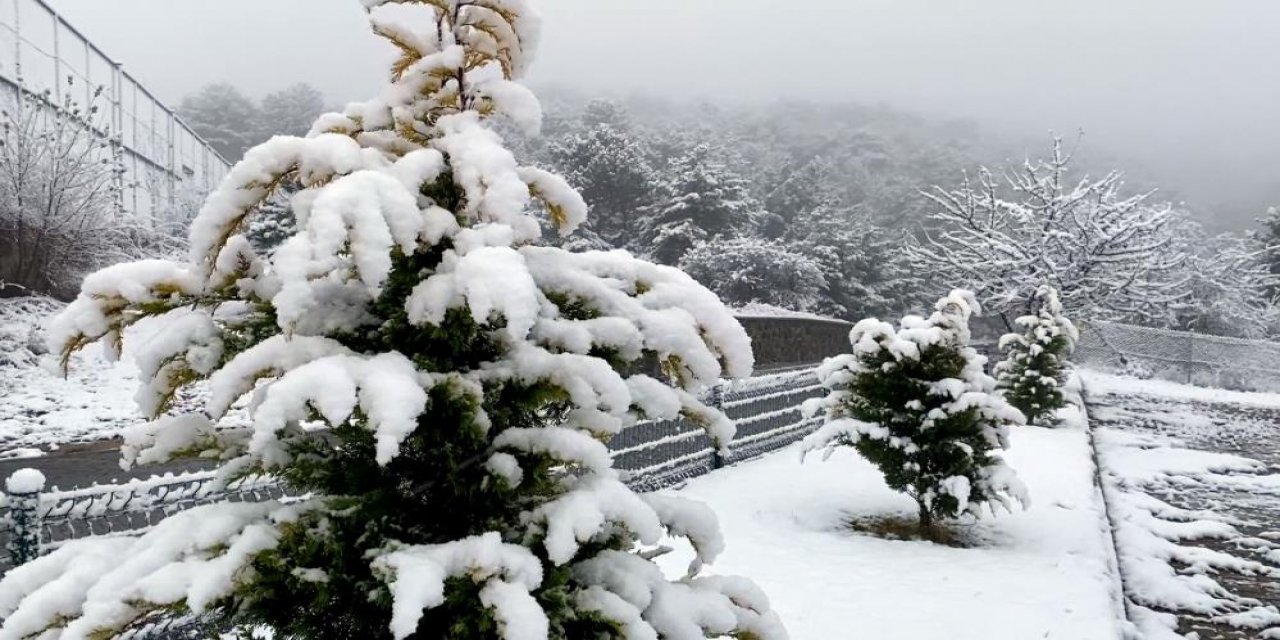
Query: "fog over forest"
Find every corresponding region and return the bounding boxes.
[9,3,1280,637]
[50,0,1280,232]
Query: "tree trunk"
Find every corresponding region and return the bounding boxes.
[918,501,934,539]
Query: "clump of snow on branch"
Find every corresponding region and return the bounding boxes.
[5,1,783,638]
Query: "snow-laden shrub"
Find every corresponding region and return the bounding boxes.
[802,290,1029,533]
[994,286,1078,425]
[0,3,786,639]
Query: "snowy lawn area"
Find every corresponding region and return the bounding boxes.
[655,425,1124,639]
[0,299,160,457]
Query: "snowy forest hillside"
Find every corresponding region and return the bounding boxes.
[181,83,1280,337]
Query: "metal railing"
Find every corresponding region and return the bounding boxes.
[0,0,230,223]
[1075,320,1280,392]
[0,366,825,573]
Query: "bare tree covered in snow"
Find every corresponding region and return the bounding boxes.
[1166,224,1280,338]
[0,83,179,299]
[906,138,1187,324]
[0,2,785,639]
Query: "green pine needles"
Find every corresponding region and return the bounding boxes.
[0,2,786,639]
[803,290,1029,533]
[995,286,1079,426]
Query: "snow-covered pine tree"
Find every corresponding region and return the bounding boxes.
[785,204,921,321]
[802,290,1028,534]
[0,3,786,639]
[244,183,298,254]
[178,83,262,162]
[679,238,827,313]
[994,286,1078,425]
[641,144,768,265]
[548,107,660,249]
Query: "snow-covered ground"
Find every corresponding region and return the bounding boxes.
[0,298,147,457]
[654,425,1124,639]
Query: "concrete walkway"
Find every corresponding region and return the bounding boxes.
[1088,385,1280,639]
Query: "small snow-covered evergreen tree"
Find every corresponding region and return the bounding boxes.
[994,286,1078,426]
[0,3,786,639]
[802,290,1028,533]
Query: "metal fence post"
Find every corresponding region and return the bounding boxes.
[1184,332,1195,384]
[710,381,727,469]
[5,468,47,565]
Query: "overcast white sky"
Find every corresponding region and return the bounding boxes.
[43,0,1280,230]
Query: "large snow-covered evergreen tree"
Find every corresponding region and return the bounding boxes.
[994,286,1078,426]
[641,144,768,265]
[179,83,262,162]
[547,107,660,249]
[785,204,920,321]
[802,290,1028,533]
[257,83,328,139]
[0,3,786,639]
[680,238,827,313]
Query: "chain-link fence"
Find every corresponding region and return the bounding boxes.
[0,0,229,224]
[1,367,825,577]
[1075,320,1280,392]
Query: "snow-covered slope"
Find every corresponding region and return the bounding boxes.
[0,298,148,457]
[654,426,1124,639]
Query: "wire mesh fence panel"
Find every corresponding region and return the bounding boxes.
[0,0,229,224]
[0,368,833,638]
[611,367,825,490]
[1076,320,1280,392]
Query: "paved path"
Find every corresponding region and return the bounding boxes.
[1087,388,1280,639]
[0,439,212,490]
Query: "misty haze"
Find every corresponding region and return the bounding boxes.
[2,2,1280,639]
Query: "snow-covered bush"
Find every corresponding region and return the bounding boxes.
[0,3,786,639]
[802,290,1028,533]
[994,286,1078,426]
[680,238,828,314]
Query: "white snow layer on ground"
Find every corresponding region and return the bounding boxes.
[1083,370,1280,638]
[1083,371,1280,409]
[0,300,162,457]
[654,426,1124,639]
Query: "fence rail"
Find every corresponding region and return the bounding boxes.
[0,0,229,223]
[1075,320,1280,392]
[0,366,825,575]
